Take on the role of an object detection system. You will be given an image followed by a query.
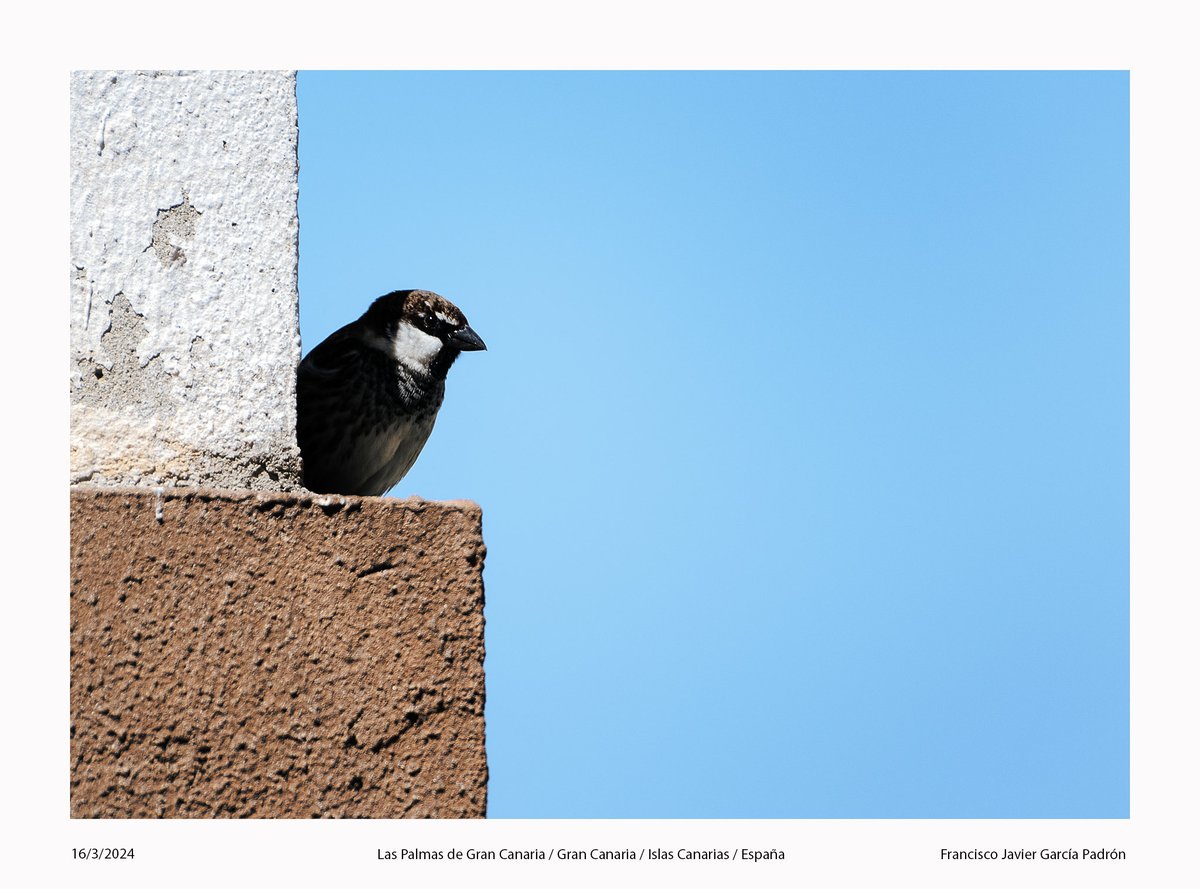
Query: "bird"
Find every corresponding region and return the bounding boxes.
[296,289,486,496]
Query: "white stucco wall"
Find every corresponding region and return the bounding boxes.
[70,70,302,490]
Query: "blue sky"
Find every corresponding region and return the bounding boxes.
[296,71,1128,818]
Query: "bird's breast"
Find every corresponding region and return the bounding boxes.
[296,346,448,495]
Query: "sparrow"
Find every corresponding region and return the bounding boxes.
[296,289,486,496]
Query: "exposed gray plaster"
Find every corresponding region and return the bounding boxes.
[72,293,172,414]
[149,195,200,266]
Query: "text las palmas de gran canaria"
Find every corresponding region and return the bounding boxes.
[378,848,786,862]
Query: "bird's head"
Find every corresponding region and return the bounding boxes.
[362,289,486,377]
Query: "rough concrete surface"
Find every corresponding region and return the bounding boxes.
[70,487,487,818]
[70,71,302,490]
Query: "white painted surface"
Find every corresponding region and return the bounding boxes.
[70,70,302,489]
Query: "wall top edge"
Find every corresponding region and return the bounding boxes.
[69,484,482,518]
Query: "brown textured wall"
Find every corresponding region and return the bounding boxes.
[70,487,487,818]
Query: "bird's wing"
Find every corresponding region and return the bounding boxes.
[297,322,369,380]
[297,322,390,494]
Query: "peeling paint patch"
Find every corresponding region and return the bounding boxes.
[71,293,173,421]
[150,195,200,266]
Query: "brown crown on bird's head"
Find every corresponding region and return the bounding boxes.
[364,290,486,352]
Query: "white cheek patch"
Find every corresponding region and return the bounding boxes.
[365,321,443,372]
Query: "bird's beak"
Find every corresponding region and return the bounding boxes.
[448,325,487,351]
